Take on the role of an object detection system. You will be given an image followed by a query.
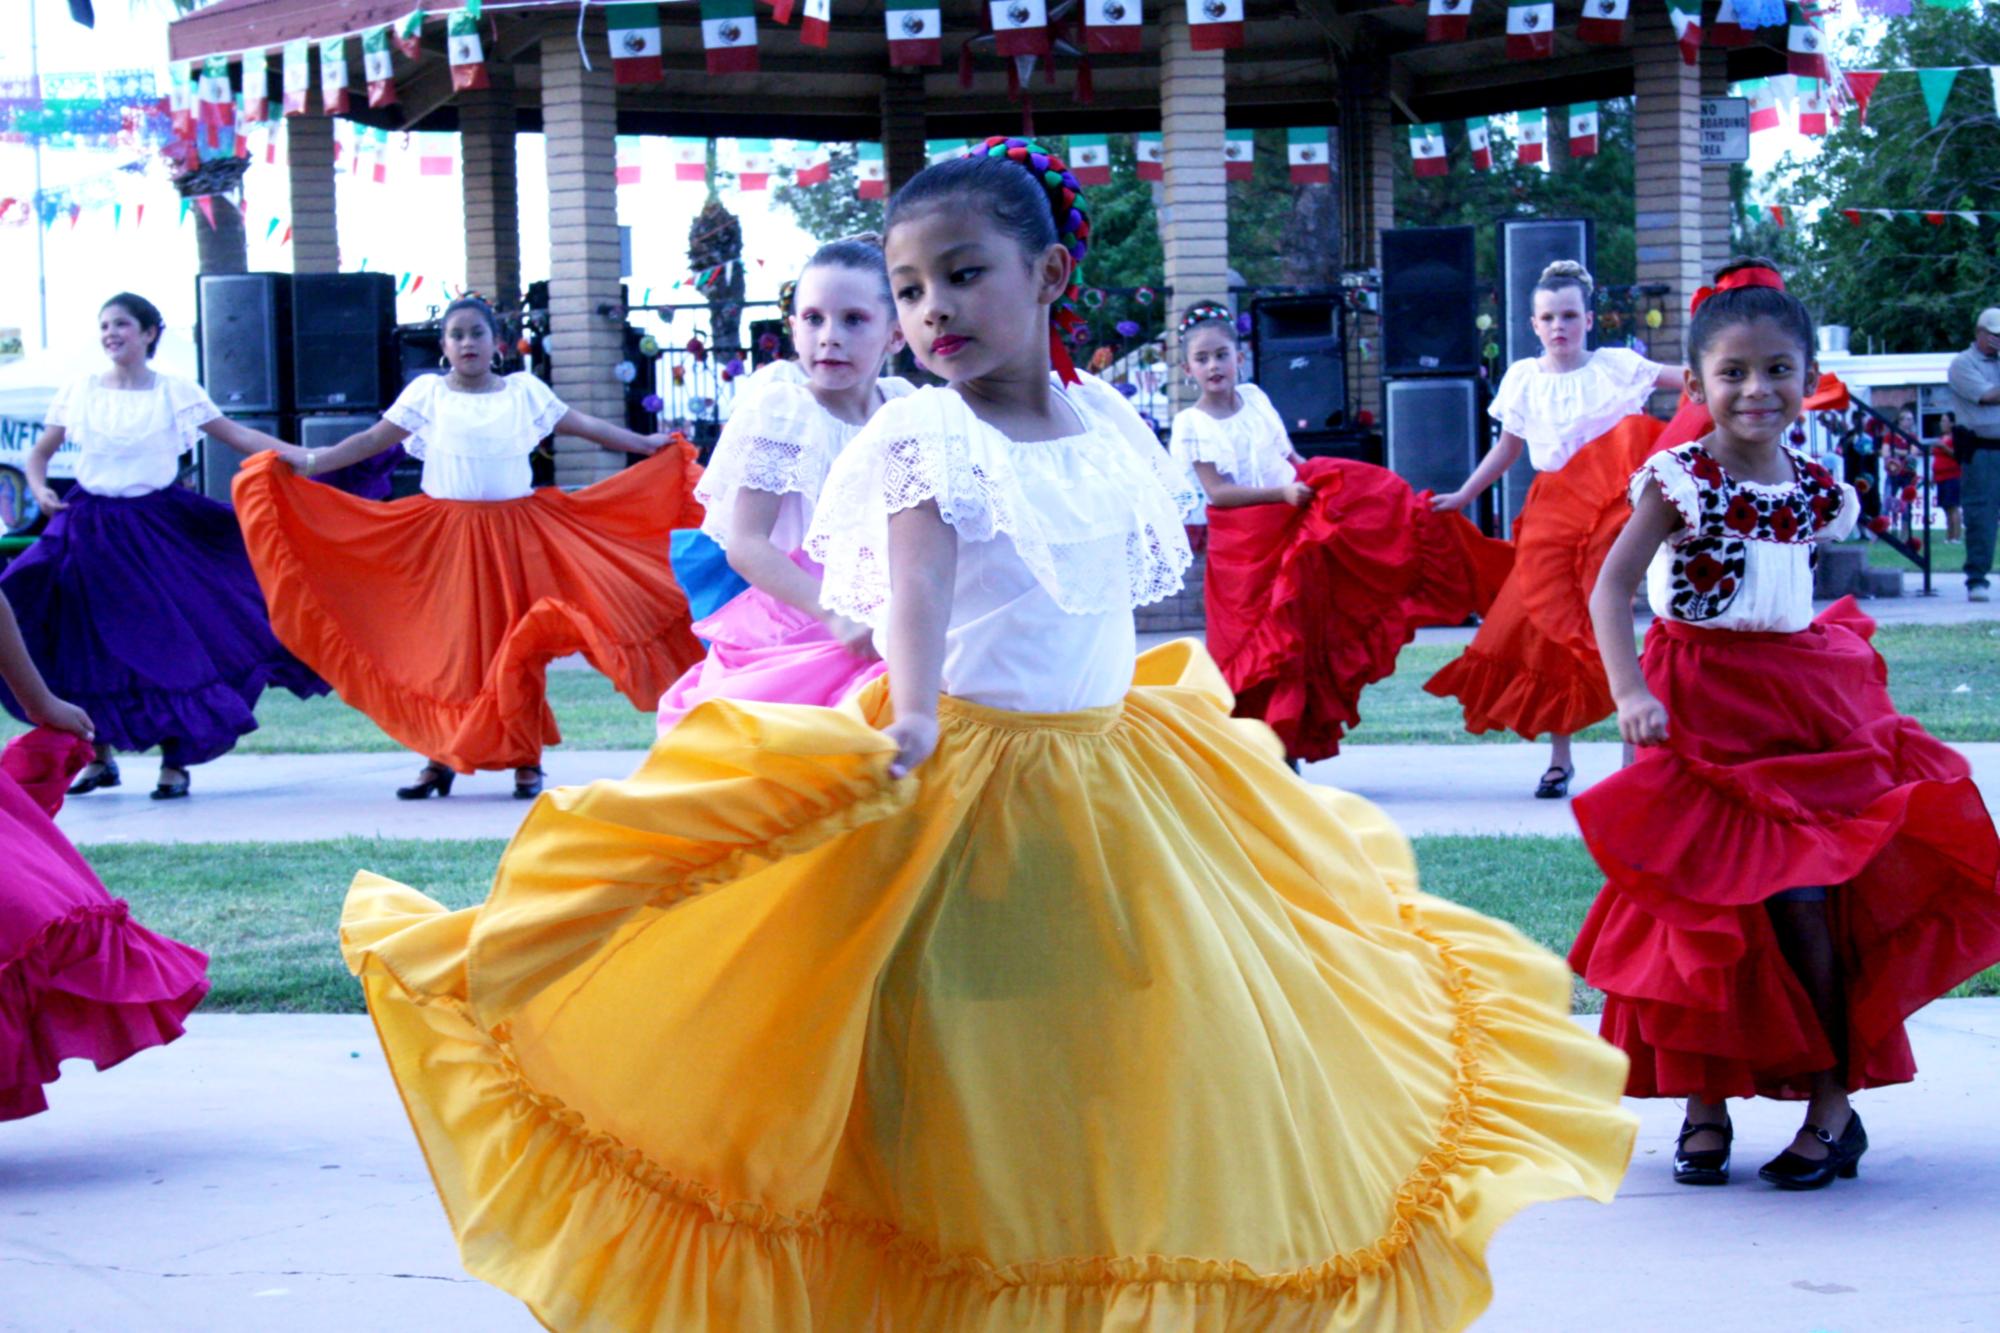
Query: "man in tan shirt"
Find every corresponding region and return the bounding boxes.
[1945,307,2000,601]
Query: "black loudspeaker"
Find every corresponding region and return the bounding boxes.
[197,273,291,413]
[296,412,380,451]
[398,325,444,388]
[199,414,281,501]
[292,272,398,411]
[1294,429,1383,467]
[1380,227,1478,376]
[1252,297,1346,436]
[1384,378,1482,499]
[1498,217,1595,368]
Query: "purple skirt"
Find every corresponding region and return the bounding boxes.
[0,486,327,765]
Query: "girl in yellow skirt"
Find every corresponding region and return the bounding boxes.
[340,139,1637,1332]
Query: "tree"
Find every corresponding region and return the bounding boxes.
[1771,7,2000,352]
[688,192,745,353]
[771,146,885,243]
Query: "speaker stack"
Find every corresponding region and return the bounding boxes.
[195,271,403,501]
[1494,218,1594,535]
[1378,226,1483,508]
[1249,297,1355,458]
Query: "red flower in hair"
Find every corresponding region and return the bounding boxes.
[1689,452,1725,488]
[1723,494,1760,534]
[1685,552,1728,592]
[1767,503,1801,542]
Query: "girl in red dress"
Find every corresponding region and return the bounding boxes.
[1574,258,2000,1190]
[1171,303,1511,761]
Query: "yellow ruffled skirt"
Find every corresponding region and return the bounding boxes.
[341,642,1635,1332]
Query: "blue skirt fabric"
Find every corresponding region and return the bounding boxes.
[0,486,327,765]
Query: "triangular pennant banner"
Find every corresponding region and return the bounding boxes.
[1916,67,1959,126]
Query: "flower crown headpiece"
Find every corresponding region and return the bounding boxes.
[960,135,1092,384]
[1176,302,1235,342]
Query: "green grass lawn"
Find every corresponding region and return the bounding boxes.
[12,622,1995,754]
[79,833,2000,1016]
[1860,534,1962,573]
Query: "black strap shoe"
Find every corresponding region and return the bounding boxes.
[513,767,545,800]
[150,767,190,801]
[68,758,121,795]
[1758,1112,1867,1191]
[1534,764,1575,799]
[396,763,455,801]
[1673,1118,1733,1186]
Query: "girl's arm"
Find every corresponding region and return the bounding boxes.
[880,500,956,779]
[0,593,92,739]
[25,425,68,512]
[554,409,672,457]
[292,419,410,477]
[1431,431,1525,512]
[1589,483,1681,747]
[1193,462,1311,509]
[1653,366,1686,394]
[726,490,877,658]
[200,414,304,462]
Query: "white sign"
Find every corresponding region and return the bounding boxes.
[1700,97,1749,164]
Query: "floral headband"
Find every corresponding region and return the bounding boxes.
[1176,302,1235,342]
[961,136,1092,384]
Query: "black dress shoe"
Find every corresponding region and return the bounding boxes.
[1758,1112,1867,1191]
[1673,1117,1733,1186]
[513,767,545,800]
[396,764,455,800]
[150,767,190,801]
[1534,764,1575,799]
[67,759,121,795]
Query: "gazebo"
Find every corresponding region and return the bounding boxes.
[168,0,1788,485]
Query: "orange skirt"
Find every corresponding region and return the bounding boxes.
[232,447,706,772]
[1424,415,1665,740]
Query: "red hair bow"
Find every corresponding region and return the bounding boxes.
[1689,266,1786,317]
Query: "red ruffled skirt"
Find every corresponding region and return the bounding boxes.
[1,730,210,1121]
[1424,415,1665,740]
[1204,457,1513,761]
[234,447,707,773]
[1568,600,2000,1100]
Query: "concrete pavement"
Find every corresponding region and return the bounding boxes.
[7,1006,1997,1332]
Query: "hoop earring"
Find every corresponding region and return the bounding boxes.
[492,351,505,371]
[438,354,450,369]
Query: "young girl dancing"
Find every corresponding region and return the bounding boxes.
[340,138,1635,1332]
[654,237,911,730]
[0,588,210,1120]
[232,296,705,800]
[1172,302,1512,761]
[0,292,326,800]
[1426,261,1682,798]
[1573,258,2000,1189]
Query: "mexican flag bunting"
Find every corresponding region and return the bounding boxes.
[608,5,665,84]
[1568,102,1600,157]
[1224,128,1255,181]
[372,127,392,183]
[394,8,427,59]
[1135,132,1164,180]
[702,0,760,73]
[1785,5,1826,82]
[1745,78,1780,132]
[857,142,887,199]
[1923,211,1947,226]
[168,62,195,138]
[615,135,643,185]
[1425,0,1470,43]
[926,138,965,165]
[1667,0,1700,65]
[1844,70,1881,125]
[197,56,233,146]
[1505,0,1553,59]
[1187,0,1245,52]
[419,143,455,176]
[448,10,490,91]
[1287,127,1330,183]
[319,37,350,116]
[283,40,311,115]
[241,49,270,122]
[991,0,1051,57]
[1576,0,1628,44]
[1710,0,1750,47]
[1410,123,1447,177]
[1767,205,1786,228]
[1992,66,2000,119]
[795,143,831,186]
[671,137,709,181]
[1797,77,1827,136]
[737,139,775,189]
[1069,133,1112,185]
[1917,68,1959,127]
[1083,0,1143,54]
[800,0,832,46]
[1467,115,1492,170]
[364,28,399,108]
[884,0,943,64]
[1841,208,1864,226]
[1516,107,1546,163]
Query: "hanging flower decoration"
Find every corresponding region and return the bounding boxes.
[1483,342,1500,360]
[1788,425,1807,445]
[1115,319,1141,339]
[1475,314,1493,331]
[614,360,638,384]
[671,365,687,385]
[1082,288,1106,309]
[1089,346,1116,372]
[516,337,533,355]
[1867,515,1891,534]
[639,335,661,357]
[686,336,707,363]
[1116,381,1139,398]
[758,332,781,354]
[1235,313,1253,336]
[725,356,745,378]
[1134,286,1157,306]
[1645,308,1664,329]
[641,393,664,413]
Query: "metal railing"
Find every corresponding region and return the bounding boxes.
[1804,398,1934,596]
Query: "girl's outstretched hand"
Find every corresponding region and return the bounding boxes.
[27,694,93,742]
[823,613,880,661]
[1281,481,1313,507]
[883,713,938,779]
[1429,488,1470,513]
[634,433,671,455]
[1614,688,1669,747]
[31,483,66,514]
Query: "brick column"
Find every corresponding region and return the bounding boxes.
[1632,2,1705,377]
[881,70,926,195]
[460,67,521,313]
[286,107,339,274]
[1343,98,1396,427]
[541,29,625,487]
[1699,49,1734,283]
[1160,13,1227,416]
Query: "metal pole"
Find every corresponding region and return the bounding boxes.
[28,0,51,350]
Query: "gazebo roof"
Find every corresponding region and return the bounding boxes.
[168,0,1788,139]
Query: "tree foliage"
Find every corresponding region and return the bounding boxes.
[771,145,885,243]
[1771,7,2000,353]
